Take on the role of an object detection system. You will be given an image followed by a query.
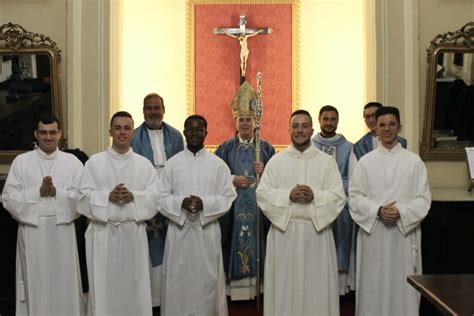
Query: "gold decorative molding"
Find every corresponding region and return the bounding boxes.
[430,22,474,47]
[191,0,297,4]
[427,22,474,63]
[0,22,62,60]
[421,21,474,161]
[0,23,63,162]
[206,143,287,152]
[291,0,300,112]
[186,0,300,149]
[273,144,288,153]
[186,0,196,117]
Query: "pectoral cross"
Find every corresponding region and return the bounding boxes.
[214,15,272,83]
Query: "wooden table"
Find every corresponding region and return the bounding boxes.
[407,274,474,316]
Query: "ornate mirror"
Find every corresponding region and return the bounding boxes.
[421,22,474,160]
[0,23,62,162]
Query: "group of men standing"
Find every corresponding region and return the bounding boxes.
[2,89,431,316]
[308,103,431,315]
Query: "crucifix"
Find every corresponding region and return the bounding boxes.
[214,15,272,83]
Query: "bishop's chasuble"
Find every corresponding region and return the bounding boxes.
[256,144,345,316]
[215,135,275,299]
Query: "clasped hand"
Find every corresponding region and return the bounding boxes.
[39,176,56,197]
[290,184,314,204]
[109,183,134,204]
[182,195,203,214]
[379,201,400,224]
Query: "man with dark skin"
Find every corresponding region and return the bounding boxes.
[181,116,208,214]
[158,115,236,316]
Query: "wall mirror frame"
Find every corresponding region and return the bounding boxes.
[421,22,474,161]
[0,22,62,163]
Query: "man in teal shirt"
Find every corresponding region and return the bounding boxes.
[131,92,183,308]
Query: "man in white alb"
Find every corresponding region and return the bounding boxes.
[158,115,237,316]
[349,106,431,315]
[256,109,345,316]
[77,111,158,315]
[2,114,84,315]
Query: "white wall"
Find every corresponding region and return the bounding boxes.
[121,0,187,133]
[300,0,366,143]
[120,0,367,143]
[2,0,473,192]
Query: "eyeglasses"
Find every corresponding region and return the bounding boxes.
[37,130,59,136]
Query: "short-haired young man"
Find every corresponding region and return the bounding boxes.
[349,106,431,315]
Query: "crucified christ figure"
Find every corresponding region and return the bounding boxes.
[223,29,262,77]
[214,15,272,78]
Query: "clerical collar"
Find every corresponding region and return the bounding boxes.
[238,135,254,144]
[148,128,163,133]
[318,133,341,142]
[36,147,59,160]
[146,124,162,131]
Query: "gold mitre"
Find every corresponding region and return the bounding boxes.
[230,81,257,119]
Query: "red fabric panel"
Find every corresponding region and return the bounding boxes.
[195,4,292,146]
